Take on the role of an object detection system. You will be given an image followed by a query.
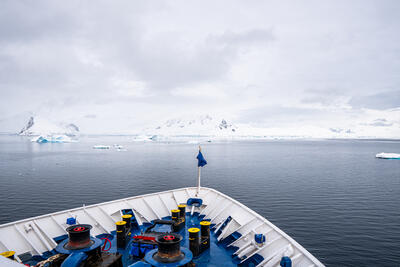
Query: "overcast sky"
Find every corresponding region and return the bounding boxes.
[0,0,399,134]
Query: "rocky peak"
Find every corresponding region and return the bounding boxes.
[19,116,34,135]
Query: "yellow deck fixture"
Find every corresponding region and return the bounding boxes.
[178,204,187,208]
[200,221,211,226]
[0,251,15,259]
[188,227,200,233]
[122,214,132,219]
[116,221,127,226]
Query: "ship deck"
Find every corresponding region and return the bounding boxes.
[19,213,242,266]
[111,213,242,267]
[0,187,324,266]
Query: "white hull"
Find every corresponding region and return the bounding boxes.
[0,187,324,266]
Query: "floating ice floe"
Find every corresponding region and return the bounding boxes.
[113,144,127,151]
[149,135,159,141]
[132,135,153,142]
[93,145,110,149]
[31,135,74,143]
[93,144,127,151]
[375,152,400,159]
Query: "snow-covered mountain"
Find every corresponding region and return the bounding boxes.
[2,110,397,139]
[18,116,79,136]
[140,113,400,140]
[143,115,239,137]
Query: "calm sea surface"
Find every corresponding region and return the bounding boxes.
[0,135,399,266]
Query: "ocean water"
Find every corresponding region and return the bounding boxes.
[0,135,399,266]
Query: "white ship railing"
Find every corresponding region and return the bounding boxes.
[0,187,324,266]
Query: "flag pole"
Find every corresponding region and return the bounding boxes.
[196,145,201,196]
[196,165,201,196]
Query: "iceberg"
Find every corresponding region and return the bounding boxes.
[31,135,74,143]
[93,145,110,149]
[375,152,400,159]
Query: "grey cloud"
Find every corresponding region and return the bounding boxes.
[131,42,234,89]
[0,1,80,44]
[301,88,348,106]
[302,95,339,106]
[0,0,400,135]
[208,29,275,46]
[349,90,400,110]
[87,27,275,90]
[237,106,337,126]
[361,118,393,127]
[84,114,97,119]
[0,1,275,96]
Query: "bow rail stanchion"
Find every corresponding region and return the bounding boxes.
[196,146,207,196]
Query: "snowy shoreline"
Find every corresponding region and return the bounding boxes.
[4,133,399,142]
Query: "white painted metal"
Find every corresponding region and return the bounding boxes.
[0,187,324,266]
[218,219,240,241]
[190,206,195,216]
[0,256,23,266]
[196,166,201,196]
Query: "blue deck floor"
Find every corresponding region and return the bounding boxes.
[22,212,264,266]
[119,212,240,266]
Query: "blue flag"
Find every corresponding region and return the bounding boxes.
[197,151,207,167]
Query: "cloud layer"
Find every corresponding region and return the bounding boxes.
[0,0,399,136]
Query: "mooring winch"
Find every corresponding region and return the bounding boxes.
[143,233,193,267]
[53,223,122,267]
